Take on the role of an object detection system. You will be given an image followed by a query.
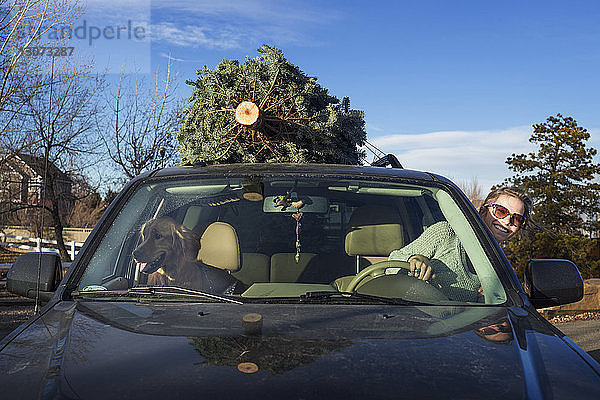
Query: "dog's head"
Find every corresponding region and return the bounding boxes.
[133,216,200,274]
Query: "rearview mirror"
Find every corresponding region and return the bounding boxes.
[6,252,63,301]
[263,194,328,213]
[524,259,583,309]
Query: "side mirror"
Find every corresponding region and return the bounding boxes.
[6,252,63,302]
[524,259,583,309]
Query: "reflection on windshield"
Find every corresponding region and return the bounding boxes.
[473,319,514,345]
[190,335,352,375]
[77,175,507,305]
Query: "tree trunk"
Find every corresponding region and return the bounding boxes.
[46,175,71,262]
[235,101,260,126]
[51,205,70,262]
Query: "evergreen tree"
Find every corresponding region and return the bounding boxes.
[178,45,367,165]
[502,114,600,278]
[506,113,600,234]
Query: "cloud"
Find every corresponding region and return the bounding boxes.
[151,22,242,49]
[151,0,342,25]
[366,126,535,192]
[147,0,341,49]
[81,0,342,50]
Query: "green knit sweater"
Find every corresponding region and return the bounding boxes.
[388,221,481,302]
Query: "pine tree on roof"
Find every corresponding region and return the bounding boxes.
[178,45,367,165]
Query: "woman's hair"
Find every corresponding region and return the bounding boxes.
[478,186,533,229]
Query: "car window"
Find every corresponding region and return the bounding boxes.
[76,174,507,305]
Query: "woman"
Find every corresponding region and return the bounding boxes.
[388,186,531,302]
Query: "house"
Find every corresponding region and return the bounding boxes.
[0,153,74,221]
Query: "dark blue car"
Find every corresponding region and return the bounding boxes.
[1,163,598,399]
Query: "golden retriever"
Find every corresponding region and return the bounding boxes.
[133,216,243,294]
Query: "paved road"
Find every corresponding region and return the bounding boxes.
[552,319,600,363]
[0,303,34,340]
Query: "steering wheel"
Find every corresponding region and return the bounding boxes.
[345,260,410,292]
[345,260,448,302]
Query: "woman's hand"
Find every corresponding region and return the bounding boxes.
[407,254,435,281]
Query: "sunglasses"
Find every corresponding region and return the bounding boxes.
[486,204,525,228]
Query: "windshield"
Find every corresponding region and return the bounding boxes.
[76,174,507,305]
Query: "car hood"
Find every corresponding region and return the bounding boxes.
[1,301,599,399]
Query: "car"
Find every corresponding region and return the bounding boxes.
[1,160,599,399]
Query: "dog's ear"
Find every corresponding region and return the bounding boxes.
[181,231,200,260]
[179,225,200,261]
[170,222,200,260]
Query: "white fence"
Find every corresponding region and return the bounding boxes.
[0,233,84,260]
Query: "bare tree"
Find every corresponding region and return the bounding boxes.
[0,0,110,262]
[2,55,104,261]
[457,177,484,209]
[65,175,106,228]
[99,58,182,181]
[0,0,82,158]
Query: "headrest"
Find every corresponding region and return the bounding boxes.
[197,222,240,271]
[345,205,404,256]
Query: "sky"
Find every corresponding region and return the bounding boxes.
[66,0,600,192]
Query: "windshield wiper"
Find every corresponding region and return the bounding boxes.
[130,286,244,304]
[299,291,434,306]
[72,286,243,304]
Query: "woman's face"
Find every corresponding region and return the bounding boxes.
[483,194,525,242]
[474,320,513,343]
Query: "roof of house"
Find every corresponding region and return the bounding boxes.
[7,153,72,183]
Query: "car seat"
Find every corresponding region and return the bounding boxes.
[196,222,241,272]
[335,205,404,290]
